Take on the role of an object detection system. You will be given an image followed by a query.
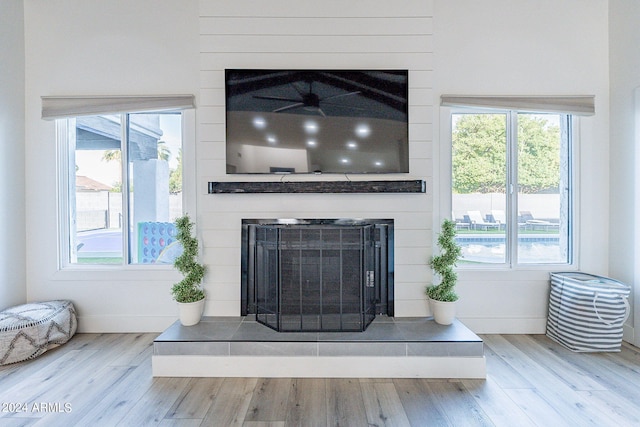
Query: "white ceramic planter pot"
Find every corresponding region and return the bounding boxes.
[177,298,205,326]
[428,298,457,325]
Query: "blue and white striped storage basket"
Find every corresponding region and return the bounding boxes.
[546,272,630,352]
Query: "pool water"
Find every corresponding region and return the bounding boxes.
[459,240,567,264]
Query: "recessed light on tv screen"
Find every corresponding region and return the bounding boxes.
[225,69,409,174]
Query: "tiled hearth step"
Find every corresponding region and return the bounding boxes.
[152,316,486,378]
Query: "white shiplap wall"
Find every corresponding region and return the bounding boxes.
[197,0,434,316]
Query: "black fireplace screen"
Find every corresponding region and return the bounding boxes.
[253,223,378,332]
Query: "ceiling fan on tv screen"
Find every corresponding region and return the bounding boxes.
[253,80,362,117]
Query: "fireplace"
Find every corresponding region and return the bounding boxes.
[241,219,394,332]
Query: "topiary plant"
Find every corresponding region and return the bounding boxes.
[426,219,462,302]
[171,214,206,303]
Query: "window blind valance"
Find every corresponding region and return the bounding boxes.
[41,95,196,120]
[440,95,595,116]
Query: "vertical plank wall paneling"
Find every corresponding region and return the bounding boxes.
[197,0,434,316]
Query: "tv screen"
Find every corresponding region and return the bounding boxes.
[225,69,409,174]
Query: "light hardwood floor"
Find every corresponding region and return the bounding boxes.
[1,333,639,426]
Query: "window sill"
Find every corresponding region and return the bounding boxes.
[52,265,182,282]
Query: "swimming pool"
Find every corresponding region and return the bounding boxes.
[456,235,567,264]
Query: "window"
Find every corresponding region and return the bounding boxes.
[450,111,573,266]
[57,111,184,266]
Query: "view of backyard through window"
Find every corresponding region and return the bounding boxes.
[61,108,570,267]
[65,112,183,265]
[452,112,571,265]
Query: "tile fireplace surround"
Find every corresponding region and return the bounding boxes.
[152,316,486,378]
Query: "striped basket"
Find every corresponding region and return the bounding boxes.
[546,272,630,352]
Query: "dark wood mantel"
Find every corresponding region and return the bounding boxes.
[207,179,425,194]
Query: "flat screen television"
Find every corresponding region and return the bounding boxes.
[225,69,409,174]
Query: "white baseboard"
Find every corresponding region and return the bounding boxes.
[152,355,486,379]
[76,315,551,335]
[461,318,638,347]
[458,317,547,334]
[76,315,177,333]
[623,323,635,345]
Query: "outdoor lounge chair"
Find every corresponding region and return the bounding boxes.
[490,210,506,229]
[519,211,559,231]
[467,210,500,230]
[453,212,470,230]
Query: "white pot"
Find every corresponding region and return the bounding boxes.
[177,298,205,326]
[428,298,457,325]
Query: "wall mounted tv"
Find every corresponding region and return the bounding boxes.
[225,69,409,174]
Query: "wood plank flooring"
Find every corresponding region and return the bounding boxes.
[1,333,639,426]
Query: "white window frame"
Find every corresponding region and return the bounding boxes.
[437,106,580,271]
[55,107,196,271]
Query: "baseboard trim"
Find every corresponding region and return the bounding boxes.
[623,323,635,345]
[76,315,176,333]
[77,315,553,335]
[458,317,548,334]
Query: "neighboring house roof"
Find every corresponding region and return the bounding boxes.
[76,175,112,191]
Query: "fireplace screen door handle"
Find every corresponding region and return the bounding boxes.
[366,271,375,287]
